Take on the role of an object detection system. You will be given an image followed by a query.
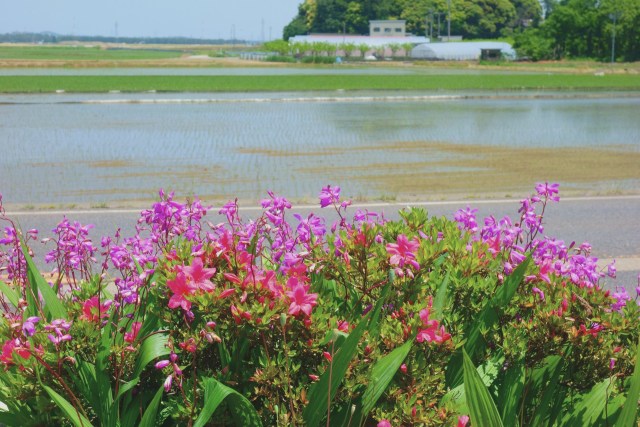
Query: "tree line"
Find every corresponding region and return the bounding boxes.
[0,32,246,45]
[283,0,639,61]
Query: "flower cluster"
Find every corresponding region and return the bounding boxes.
[0,184,637,427]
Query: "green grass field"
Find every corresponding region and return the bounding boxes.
[0,45,184,61]
[0,74,639,93]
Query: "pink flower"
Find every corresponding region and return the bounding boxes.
[167,272,195,311]
[416,299,451,345]
[81,296,112,322]
[163,375,173,392]
[155,360,170,369]
[386,234,420,268]
[124,322,142,343]
[1,339,31,366]
[532,287,545,301]
[457,415,470,427]
[377,420,392,427]
[218,288,236,299]
[535,182,560,202]
[180,257,216,292]
[286,284,318,317]
[319,185,341,208]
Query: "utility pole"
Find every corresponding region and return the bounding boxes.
[609,12,619,63]
[447,0,451,40]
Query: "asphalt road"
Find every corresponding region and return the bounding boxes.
[4,195,639,294]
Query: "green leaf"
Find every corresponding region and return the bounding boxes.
[43,385,93,427]
[616,337,640,427]
[133,333,170,378]
[462,349,504,427]
[138,385,164,427]
[21,241,67,320]
[0,281,18,307]
[360,338,413,416]
[432,273,450,320]
[528,354,564,426]
[442,351,504,415]
[562,377,615,426]
[497,358,525,425]
[194,377,262,427]
[303,283,391,427]
[446,257,530,388]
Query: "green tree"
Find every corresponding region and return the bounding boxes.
[345,1,369,33]
[358,42,371,57]
[457,0,517,38]
[513,27,556,59]
[340,42,358,57]
[263,40,291,55]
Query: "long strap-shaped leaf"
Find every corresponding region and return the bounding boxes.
[43,385,94,427]
[446,257,530,388]
[193,377,263,427]
[360,339,413,416]
[303,283,391,427]
[138,386,164,427]
[21,240,67,320]
[462,349,504,427]
[615,337,640,427]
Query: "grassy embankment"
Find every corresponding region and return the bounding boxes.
[1,74,639,93]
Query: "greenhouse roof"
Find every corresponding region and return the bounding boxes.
[289,35,430,47]
[411,41,516,60]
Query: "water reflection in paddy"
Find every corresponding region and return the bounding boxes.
[1,92,638,205]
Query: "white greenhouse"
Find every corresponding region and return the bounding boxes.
[411,42,516,61]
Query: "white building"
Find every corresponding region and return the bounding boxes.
[411,41,516,60]
[369,20,407,37]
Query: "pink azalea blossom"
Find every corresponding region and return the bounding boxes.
[416,299,451,345]
[180,257,216,292]
[81,296,112,322]
[386,234,420,277]
[286,284,318,317]
[167,272,196,311]
[457,415,470,427]
[124,322,142,343]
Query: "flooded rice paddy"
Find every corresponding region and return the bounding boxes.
[1,91,639,206]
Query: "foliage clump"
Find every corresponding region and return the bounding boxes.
[0,184,638,426]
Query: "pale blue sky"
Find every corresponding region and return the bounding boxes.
[1,0,302,40]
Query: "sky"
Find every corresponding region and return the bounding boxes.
[1,0,302,41]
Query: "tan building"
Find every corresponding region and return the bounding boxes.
[369,20,406,37]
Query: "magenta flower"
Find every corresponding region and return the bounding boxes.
[22,316,40,337]
[286,284,318,317]
[319,185,341,208]
[611,286,630,312]
[180,257,216,292]
[386,234,420,277]
[532,287,545,301]
[454,206,479,232]
[416,300,451,345]
[535,182,560,202]
[167,272,195,311]
[607,261,616,278]
[457,415,470,427]
[124,322,142,344]
[155,360,170,369]
[377,420,392,427]
[81,297,112,322]
[163,375,173,392]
